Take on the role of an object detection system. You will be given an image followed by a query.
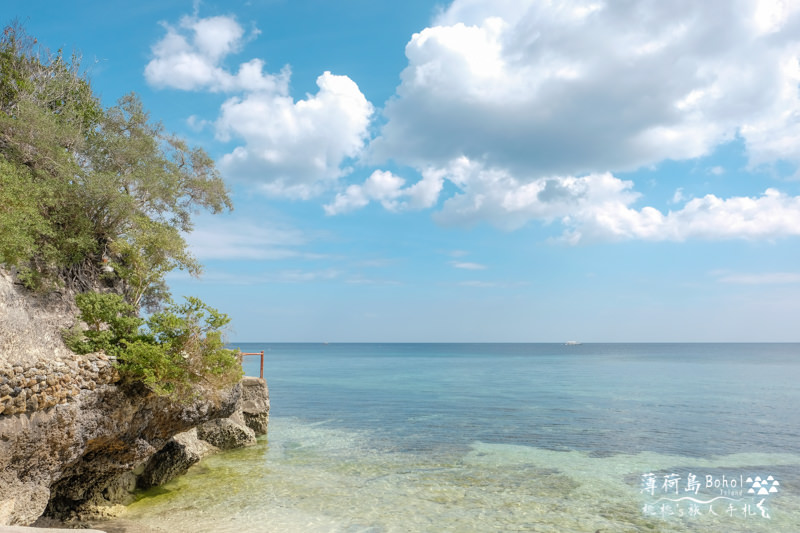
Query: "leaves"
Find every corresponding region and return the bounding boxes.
[0,25,232,305]
[2,24,242,401]
[0,158,49,265]
[64,292,142,354]
[65,292,242,401]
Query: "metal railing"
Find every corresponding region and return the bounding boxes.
[239,350,264,379]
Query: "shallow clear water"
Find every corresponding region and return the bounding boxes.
[123,343,800,532]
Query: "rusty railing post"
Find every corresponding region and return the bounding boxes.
[239,350,265,379]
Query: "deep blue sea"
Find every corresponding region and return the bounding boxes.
[124,343,800,532]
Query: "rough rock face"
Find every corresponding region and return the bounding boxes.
[239,376,270,434]
[0,378,240,524]
[197,376,269,451]
[0,270,76,366]
[197,417,256,450]
[0,270,242,525]
[137,377,269,490]
[136,428,219,489]
[0,269,115,417]
[45,384,240,520]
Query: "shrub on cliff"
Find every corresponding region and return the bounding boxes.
[65,292,242,400]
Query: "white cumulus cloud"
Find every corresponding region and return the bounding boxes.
[324,168,443,214]
[372,0,800,175]
[424,157,800,243]
[146,13,373,198]
[343,0,800,242]
[217,72,374,199]
[145,14,286,93]
[148,3,800,244]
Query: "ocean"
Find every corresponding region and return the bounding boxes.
[121,343,800,532]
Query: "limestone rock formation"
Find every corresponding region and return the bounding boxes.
[0,376,240,524]
[197,415,256,450]
[137,377,269,490]
[239,376,270,434]
[136,428,217,489]
[0,270,249,525]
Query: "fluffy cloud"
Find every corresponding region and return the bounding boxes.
[430,157,646,234]
[149,3,800,243]
[327,152,800,243]
[652,188,800,241]
[145,14,287,92]
[371,0,800,175]
[146,14,373,198]
[424,157,800,243]
[217,72,374,198]
[324,169,443,214]
[335,0,800,241]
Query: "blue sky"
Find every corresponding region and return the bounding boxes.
[7,0,800,341]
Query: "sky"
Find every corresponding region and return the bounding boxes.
[6,0,800,342]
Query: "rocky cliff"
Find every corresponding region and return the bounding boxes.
[0,269,268,526]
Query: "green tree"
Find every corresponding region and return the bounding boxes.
[0,24,232,308]
[0,158,48,268]
[87,94,232,308]
[2,24,242,398]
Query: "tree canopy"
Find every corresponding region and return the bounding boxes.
[0,24,241,399]
[0,23,232,309]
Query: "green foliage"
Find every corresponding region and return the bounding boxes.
[0,22,100,135]
[0,24,232,305]
[4,24,241,400]
[66,292,242,400]
[63,292,142,354]
[0,158,48,267]
[117,340,191,397]
[110,216,200,310]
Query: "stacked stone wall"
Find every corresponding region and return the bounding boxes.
[0,354,117,416]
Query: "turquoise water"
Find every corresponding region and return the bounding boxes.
[124,344,800,532]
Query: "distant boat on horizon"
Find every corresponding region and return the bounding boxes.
[564,340,582,346]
